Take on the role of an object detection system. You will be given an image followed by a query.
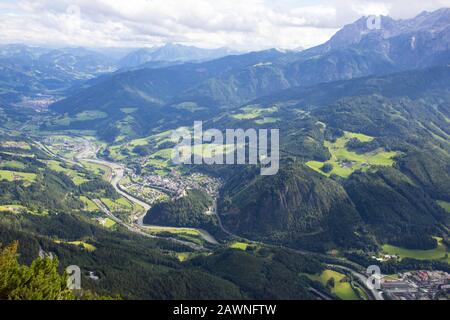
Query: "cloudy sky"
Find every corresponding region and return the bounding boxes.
[0,0,449,50]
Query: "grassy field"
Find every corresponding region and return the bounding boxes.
[0,204,48,216]
[0,160,26,169]
[145,226,201,236]
[101,197,136,213]
[307,131,398,178]
[145,227,204,245]
[55,240,96,252]
[228,241,249,251]
[437,200,450,213]
[53,111,107,126]
[144,148,175,175]
[255,117,280,125]
[127,129,174,149]
[108,145,127,161]
[80,161,111,180]
[79,196,99,212]
[2,141,31,150]
[176,252,192,262]
[1,152,35,158]
[46,160,88,185]
[115,116,138,139]
[175,252,210,262]
[74,110,108,121]
[173,102,206,112]
[0,170,37,183]
[306,269,360,300]
[108,129,175,162]
[231,105,278,121]
[98,218,116,229]
[382,237,449,263]
[174,143,237,164]
[151,148,173,160]
[0,205,29,214]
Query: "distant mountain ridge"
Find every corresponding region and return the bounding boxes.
[50,8,450,120]
[318,8,450,51]
[118,43,237,68]
[0,45,117,104]
[0,43,239,105]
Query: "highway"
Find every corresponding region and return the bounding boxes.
[329,265,384,300]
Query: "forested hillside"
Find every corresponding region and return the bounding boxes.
[214,66,450,251]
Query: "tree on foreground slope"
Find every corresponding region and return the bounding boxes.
[0,241,74,300]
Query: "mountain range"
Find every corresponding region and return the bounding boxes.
[118,43,237,68]
[49,8,450,126]
[0,43,237,106]
[0,45,117,105]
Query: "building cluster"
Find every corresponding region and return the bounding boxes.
[182,173,222,197]
[123,183,167,205]
[371,254,399,262]
[131,171,221,200]
[382,270,450,300]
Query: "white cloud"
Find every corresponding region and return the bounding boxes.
[0,0,449,50]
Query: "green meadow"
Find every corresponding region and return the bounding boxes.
[1,152,35,158]
[177,143,236,162]
[0,205,29,214]
[101,197,134,212]
[437,200,450,213]
[107,145,127,161]
[145,227,204,245]
[0,170,37,183]
[306,269,360,300]
[101,197,143,213]
[0,204,48,216]
[231,105,278,121]
[176,252,192,262]
[175,252,210,262]
[0,160,26,169]
[382,237,449,263]
[228,241,249,251]
[74,110,108,121]
[46,160,88,185]
[100,218,117,229]
[145,226,201,236]
[80,161,111,180]
[108,128,182,172]
[79,196,99,212]
[55,240,97,252]
[307,131,398,178]
[2,141,31,150]
[52,111,107,126]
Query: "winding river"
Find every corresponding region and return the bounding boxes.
[75,140,219,245]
